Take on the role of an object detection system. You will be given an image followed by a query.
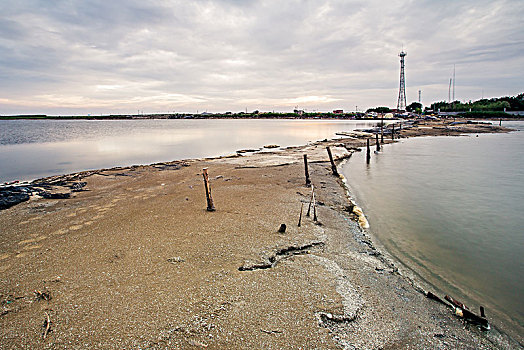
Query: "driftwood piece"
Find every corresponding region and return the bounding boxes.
[34,290,51,301]
[42,312,51,339]
[426,291,448,306]
[202,168,215,211]
[444,294,489,329]
[445,295,468,310]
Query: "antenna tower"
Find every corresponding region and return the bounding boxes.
[452,65,456,102]
[397,50,407,111]
[448,78,452,102]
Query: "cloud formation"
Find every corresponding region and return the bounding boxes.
[1,0,523,114]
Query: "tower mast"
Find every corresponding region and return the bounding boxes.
[448,78,452,102]
[452,64,456,102]
[397,50,407,111]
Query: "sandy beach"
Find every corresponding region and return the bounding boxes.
[0,120,520,349]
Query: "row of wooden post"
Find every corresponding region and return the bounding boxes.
[367,122,403,163]
[203,129,396,217]
[301,146,340,224]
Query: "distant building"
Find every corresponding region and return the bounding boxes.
[333,109,343,114]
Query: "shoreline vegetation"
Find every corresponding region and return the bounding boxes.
[1,92,523,121]
[1,111,523,121]
[0,120,522,348]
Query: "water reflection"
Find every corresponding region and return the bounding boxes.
[0,119,382,182]
[341,126,524,335]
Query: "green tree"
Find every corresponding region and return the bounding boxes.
[406,102,422,113]
[366,106,391,113]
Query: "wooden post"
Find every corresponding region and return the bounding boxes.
[366,138,371,163]
[381,124,384,143]
[375,133,380,152]
[306,185,314,217]
[303,154,311,186]
[392,124,395,140]
[399,123,402,131]
[298,202,303,227]
[499,119,502,126]
[326,146,339,176]
[202,168,215,211]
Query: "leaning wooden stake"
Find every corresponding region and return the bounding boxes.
[375,133,380,152]
[306,185,314,217]
[381,124,384,143]
[326,146,339,176]
[366,139,371,163]
[303,154,311,186]
[202,168,215,211]
[298,202,304,227]
[312,191,318,222]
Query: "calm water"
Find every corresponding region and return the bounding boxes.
[341,121,524,337]
[0,119,381,182]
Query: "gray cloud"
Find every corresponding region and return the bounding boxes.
[0,0,523,114]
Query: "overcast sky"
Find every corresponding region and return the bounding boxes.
[1,0,523,115]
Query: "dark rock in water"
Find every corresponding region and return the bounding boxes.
[70,182,87,192]
[0,188,31,210]
[236,149,260,154]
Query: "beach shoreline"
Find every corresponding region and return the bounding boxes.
[1,120,521,349]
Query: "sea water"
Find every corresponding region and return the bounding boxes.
[340,121,524,339]
[0,118,381,182]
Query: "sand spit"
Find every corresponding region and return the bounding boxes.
[0,120,520,349]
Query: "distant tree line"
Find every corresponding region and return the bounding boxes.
[366,107,391,113]
[430,93,524,112]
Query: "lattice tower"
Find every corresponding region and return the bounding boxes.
[397,51,407,111]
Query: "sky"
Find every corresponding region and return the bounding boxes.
[1,0,523,115]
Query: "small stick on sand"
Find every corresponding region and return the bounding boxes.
[298,202,304,227]
[42,312,51,339]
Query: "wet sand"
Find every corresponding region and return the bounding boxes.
[0,120,520,349]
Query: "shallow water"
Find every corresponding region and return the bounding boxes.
[341,121,524,337]
[0,118,380,182]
